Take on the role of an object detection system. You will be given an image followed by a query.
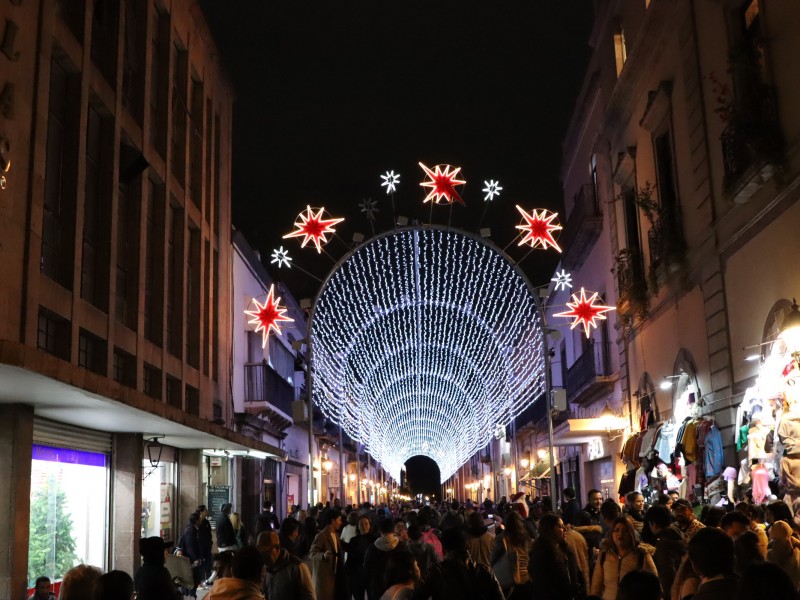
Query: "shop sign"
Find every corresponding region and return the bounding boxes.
[587,438,604,461]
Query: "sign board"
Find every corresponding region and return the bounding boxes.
[587,438,604,461]
[207,485,230,529]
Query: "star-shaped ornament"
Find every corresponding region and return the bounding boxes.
[551,269,572,292]
[482,180,502,202]
[380,171,400,194]
[515,206,562,252]
[554,288,615,338]
[419,163,466,205]
[270,246,292,269]
[283,206,344,253]
[244,284,294,348]
[359,197,379,221]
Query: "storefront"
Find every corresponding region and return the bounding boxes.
[141,445,178,541]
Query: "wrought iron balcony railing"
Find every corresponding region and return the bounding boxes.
[244,363,294,417]
[560,184,603,270]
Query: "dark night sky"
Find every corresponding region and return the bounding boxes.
[199,2,593,490]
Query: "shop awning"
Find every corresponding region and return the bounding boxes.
[519,459,550,482]
[551,418,627,446]
[0,361,286,460]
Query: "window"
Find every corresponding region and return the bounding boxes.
[149,8,170,157]
[37,308,71,361]
[213,114,221,235]
[590,153,599,210]
[90,0,119,85]
[121,0,146,123]
[186,225,200,368]
[185,384,199,416]
[115,177,139,330]
[144,179,164,346]
[78,329,107,376]
[203,240,211,376]
[28,445,109,587]
[170,43,188,184]
[269,339,295,384]
[81,104,111,312]
[143,363,162,399]
[42,58,78,290]
[212,250,219,381]
[613,24,627,77]
[113,347,136,388]
[166,201,183,358]
[56,0,85,41]
[166,375,182,409]
[189,78,204,206]
[247,331,263,364]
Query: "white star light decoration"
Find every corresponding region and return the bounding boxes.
[482,180,503,202]
[270,246,292,269]
[554,287,615,338]
[551,269,572,292]
[359,197,379,221]
[380,170,400,194]
[244,284,294,349]
[311,228,545,482]
[283,206,345,254]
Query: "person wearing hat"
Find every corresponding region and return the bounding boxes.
[134,536,182,600]
[671,499,704,541]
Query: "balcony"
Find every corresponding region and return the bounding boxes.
[721,86,784,203]
[615,248,647,320]
[647,212,686,278]
[566,341,617,406]
[244,363,294,429]
[560,184,604,270]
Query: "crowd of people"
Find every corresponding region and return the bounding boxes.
[31,489,800,600]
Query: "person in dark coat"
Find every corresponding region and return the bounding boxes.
[216,502,238,550]
[687,527,738,600]
[646,504,686,599]
[134,536,181,600]
[528,514,585,600]
[561,487,582,526]
[364,518,408,600]
[254,500,281,535]
[279,516,301,556]
[343,515,376,600]
[196,505,213,580]
[263,531,315,600]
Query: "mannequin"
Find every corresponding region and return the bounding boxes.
[723,466,738,501]
[751,459,771,505]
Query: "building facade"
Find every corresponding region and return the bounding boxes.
[0,1,284,597]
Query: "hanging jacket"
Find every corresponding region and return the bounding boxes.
[704,425,725,477]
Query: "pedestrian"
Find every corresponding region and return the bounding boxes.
[92,570,134,600]
[309,508,347,600]
[406,524,439,579]
[438,500,464,531]
[254,500,281,535]
[263,530,316,600]
[380,551,420,600]
[298,516,319,558]
[230,512,247,549]
[196,505,213,580]
[216,503,238,551]
[561,487,581,526]
[344,515,376,600]
[738,561,800,600]
[686,527,737,600]
[589,516,657,600]
[671,499,704,541]
[28,576,54,600]
[207,546,264,600]
[734,531,765,577]
[490,510,532,599]
[59,565,103,600]
[279,516,302,556]
[563,522,591,592]
[528,513,585,599]
[464,511,494,569]
[411,528,504,600]
[134,536,182,600]
[617,570,662,600]
[624,491,645,535]
[341,511,360,545]
[365,518,408,600]
[645,503,686,600]
[177,512,204,594]
[766,520,800,587]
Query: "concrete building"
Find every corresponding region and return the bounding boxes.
[523,0,800,508]
[0,1,284,597]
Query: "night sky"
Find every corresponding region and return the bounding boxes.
[199,2,593,492]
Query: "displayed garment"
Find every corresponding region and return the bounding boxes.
[618,468,636,497]
[781,455,800,491]
[682,420,699,463]
[723,467,738,501]
[703,425,725,477]
[654,423,674,461]
[748,422,770,461]
[751,464,771,504]
[638,428,657,458]
[778,411,800,457]
[738,459,752,486]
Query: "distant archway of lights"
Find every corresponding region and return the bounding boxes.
[310,227,545,483]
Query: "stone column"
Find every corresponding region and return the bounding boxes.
[0,404,33,600]
[111,434,143,574]
[179,450,202,531]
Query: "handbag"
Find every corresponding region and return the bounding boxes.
[493,538,521,589]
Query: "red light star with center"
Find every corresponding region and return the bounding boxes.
[284,206,345,253]
[515,206,562,252]
[419,163,466,205]
[245,285,294,348]
[554,288,615,338]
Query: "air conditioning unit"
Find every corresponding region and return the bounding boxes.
[292,400,308,423]
[552,388,567,412]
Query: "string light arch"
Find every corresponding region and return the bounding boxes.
[309,226,546,482]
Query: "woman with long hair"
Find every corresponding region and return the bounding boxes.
[590,516,657,600]
[229,512,247,548]
[528,514,585,599]
[490,510,532,599]
[343,515,376,600]
[296,516,319,558]
[379,550,420,600]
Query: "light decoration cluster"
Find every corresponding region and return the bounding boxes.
[551,269,573,292]
[311,228,545,482]
[381,170,400,194]
[283,206,344,253]
[515,206,562,252]
[554,287,615,338]
[245,284,294,348]
[482,179,502,202]
[270,246,292,269]
[419,163,466,205]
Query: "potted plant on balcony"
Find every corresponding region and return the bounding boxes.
[612,248,648,322]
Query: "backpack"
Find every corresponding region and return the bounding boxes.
[421,528,443,559]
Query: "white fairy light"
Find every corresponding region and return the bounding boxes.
[310,227,545,482]
[551,269,572,291]
[270,246,292,269]
[380,170,400,194]
[482,180,503,202]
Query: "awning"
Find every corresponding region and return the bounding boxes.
[551,417,626,446]
[519,459,550,482]
[0,360,286,460]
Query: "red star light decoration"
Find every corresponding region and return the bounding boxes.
[283,206,344,253]
[419,162,466,205]
[245,284,294,348]
[554,288,615,338]
[515,206,563,252]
